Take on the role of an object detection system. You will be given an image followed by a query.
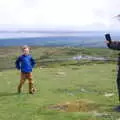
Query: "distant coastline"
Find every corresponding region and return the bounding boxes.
[0,31,119,47]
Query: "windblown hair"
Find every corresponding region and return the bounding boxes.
[21,45,30,50]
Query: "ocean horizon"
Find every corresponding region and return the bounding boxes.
[0,30,120,47]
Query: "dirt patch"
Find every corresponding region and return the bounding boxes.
[47,100,99,112]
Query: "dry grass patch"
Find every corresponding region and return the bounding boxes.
[47,99,99,112]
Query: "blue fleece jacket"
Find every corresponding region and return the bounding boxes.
[15,54,36,72]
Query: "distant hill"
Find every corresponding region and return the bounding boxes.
[0,31,120,47]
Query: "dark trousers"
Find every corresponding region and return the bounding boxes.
[117,67,120,101]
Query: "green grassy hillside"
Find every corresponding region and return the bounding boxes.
[0,46,120,120]
[0,63,120,120]
[0,46,119,71]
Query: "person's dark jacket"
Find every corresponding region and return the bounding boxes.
[107,41,120,66]
[107,41,120,50]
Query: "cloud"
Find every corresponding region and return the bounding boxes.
[0,0,120,30]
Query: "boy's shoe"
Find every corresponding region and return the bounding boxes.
[18,89,21,94]
[29,88,36,94]
[17,87,21,94]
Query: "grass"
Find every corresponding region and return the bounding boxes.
[0,46,119,71]
[0,46,120,120]
[0,63,120,120]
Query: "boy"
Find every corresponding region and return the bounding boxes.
[15,45,36,94]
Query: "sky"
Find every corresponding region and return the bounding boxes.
[0,0,120,31]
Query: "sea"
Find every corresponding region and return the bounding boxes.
[0,31,120,47]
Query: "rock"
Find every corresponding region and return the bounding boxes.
[56,72,66,75]
[104,93,114,97]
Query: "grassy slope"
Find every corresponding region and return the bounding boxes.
[0,46,119,70]
[0,63,120,120]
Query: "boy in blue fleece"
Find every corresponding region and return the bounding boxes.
[16,45,36,94]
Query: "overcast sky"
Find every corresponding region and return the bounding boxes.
[0,0,120,30]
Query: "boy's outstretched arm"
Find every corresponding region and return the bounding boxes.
[31,57,36,68]
[15,57,21,70]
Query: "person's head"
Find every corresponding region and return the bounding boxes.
[22,45,30,55]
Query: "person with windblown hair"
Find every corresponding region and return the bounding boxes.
[15,45,36,94]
